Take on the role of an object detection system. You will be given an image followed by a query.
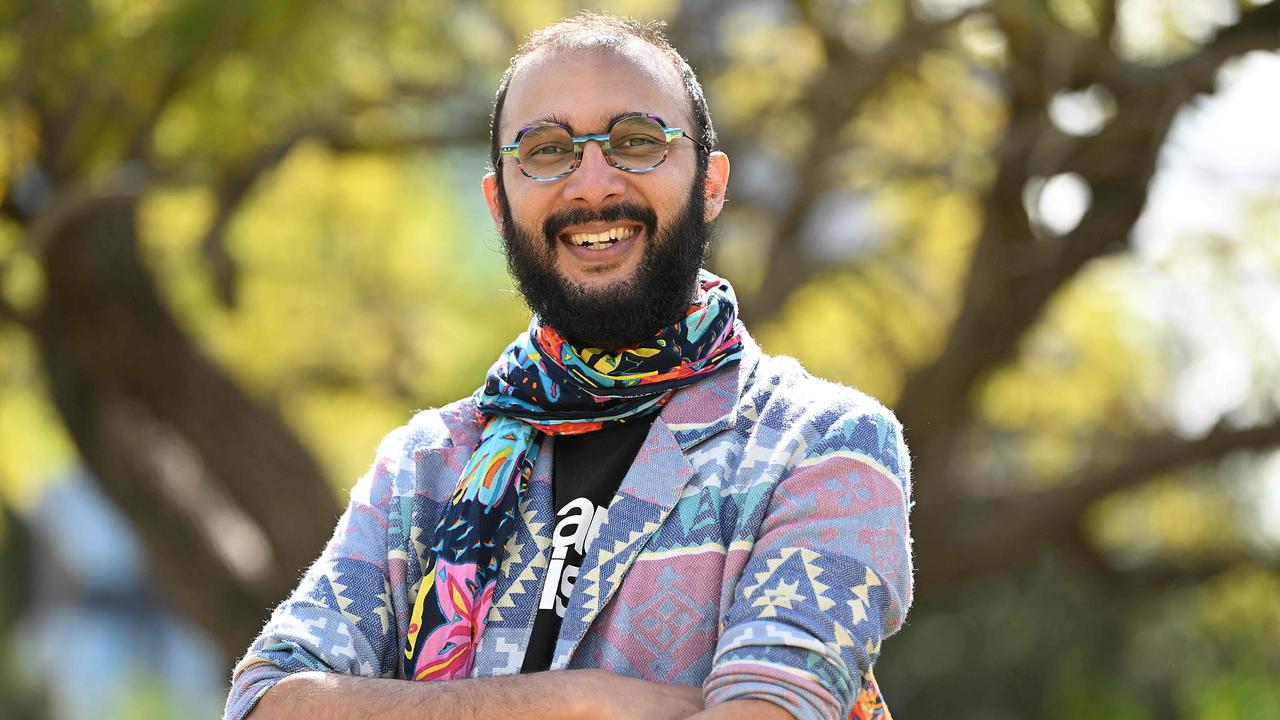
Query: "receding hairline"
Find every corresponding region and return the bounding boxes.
[508,12,685,71]
[498,41,691,134]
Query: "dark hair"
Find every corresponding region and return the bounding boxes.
[488,12,717,172]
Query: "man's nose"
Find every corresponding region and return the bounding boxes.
[560,140,625,207]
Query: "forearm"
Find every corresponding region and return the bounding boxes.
[249,670,594,720]
[686,700,795,720]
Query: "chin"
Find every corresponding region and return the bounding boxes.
[564,266,642,291]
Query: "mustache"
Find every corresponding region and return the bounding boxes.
[542,202,658,246]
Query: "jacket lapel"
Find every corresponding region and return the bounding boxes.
[551,332,763,666]
[472,435,555,675]
[431,399,558,677]
[552,416,695,667]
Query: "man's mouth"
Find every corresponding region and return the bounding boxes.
[560,224,641,251]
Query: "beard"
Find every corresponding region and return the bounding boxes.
[498,173,711,351]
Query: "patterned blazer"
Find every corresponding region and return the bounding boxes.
[225,331,913,720]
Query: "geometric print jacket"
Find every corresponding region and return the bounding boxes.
[225,330,913,720]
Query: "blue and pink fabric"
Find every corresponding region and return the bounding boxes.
[226,277,912,720]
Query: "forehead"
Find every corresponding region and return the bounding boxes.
[501,41,690,137]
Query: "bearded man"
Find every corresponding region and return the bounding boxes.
[226,13,912,720]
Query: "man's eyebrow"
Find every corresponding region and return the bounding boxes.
[523,112,575,129]
[603,110,648,128]
[519,111,657,134]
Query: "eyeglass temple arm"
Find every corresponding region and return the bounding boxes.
[668,128,711,154]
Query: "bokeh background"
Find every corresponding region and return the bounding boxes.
[3,0,1279,717]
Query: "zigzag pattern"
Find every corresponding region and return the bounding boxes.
[490,497,550,623]
[227,332,911,720]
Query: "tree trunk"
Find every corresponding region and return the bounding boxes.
[31,194,341,660]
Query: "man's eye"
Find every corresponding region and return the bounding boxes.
[616,135,659,148]
[529,144,568,156]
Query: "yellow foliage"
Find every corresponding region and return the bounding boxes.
[138,140,531,491]
[980,257,1166,435]
[956,14,1007,68]
[755,267,918,405]
[1195,566,1280,650]
[140,186,216,256]
[870,185,981,308]
[498,0,573,37]
[0,35,17,77]
[858,71,948,166]
[0,101,41,196]
[917,191,981,290]
[90,0,172,39]
[0,329,76,509]
[213,54,257,111]
[595,0,679,21]
[151,100,201,163]
[1088,474,1243,564]
[1048,0,1105,36]
[1022,432,1079,480]
[712,19,824,128]
[0,251,45,315]
[758,110,814,162]
[710,208,770,299]
[283,386,417,495]
[332,36,393,101]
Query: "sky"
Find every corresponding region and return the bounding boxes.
[1137,50,1280,543]
[1035,47,1280,543]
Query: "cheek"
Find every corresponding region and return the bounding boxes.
[651,184,693,223]
[504,185,552,227]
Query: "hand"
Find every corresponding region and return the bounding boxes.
[574,669,705,720]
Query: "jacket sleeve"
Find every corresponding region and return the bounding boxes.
[222,426,412,720]
[703,406,913,720]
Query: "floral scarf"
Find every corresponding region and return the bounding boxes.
[403,271,743,681]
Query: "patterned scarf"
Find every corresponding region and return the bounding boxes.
[403,271,743,681]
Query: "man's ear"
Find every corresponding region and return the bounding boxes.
[482,171,504,233]
[702,151,730,222]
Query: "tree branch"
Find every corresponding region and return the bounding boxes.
[1095,0,1119,45]
[198,126,314,308]
[22,163,153,261]
[1065,515,1279,597]
[1175,0,1280,94]
[1031,419,1280,515]
[195,108,485,308]
[895,2,1279,496]
[915,417,1280,597]
[740,3,983,322]
[1113,557,1280,595]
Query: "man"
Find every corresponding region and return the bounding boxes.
[226,13,911,720]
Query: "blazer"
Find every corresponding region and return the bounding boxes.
[225,331,913,720]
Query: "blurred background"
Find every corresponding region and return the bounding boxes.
[2,0,1279,717]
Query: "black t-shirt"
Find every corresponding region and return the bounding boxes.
[519,415,656,673]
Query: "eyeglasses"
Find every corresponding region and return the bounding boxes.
[499,113,708,182]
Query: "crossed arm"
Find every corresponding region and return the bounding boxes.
[233,404,909,720]
[248,669,794,720]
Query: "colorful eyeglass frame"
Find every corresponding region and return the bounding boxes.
[499,112,708,182]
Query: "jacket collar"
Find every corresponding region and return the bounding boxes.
[659,324,760,451]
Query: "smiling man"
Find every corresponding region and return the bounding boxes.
[226,13,912,720]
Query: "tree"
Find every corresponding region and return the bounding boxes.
[2,0,1278,712]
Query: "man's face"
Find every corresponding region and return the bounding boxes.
[482,43,730,350]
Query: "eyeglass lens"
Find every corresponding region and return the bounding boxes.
[516,116,669,179]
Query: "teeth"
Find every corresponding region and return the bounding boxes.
[566,226,637,246]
